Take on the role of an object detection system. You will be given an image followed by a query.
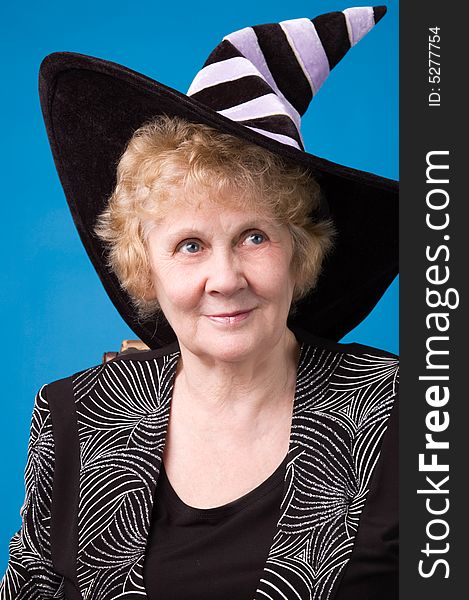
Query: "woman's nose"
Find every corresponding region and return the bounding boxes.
[204,249,247,296]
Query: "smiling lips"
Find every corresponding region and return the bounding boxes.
[206,309,253,325]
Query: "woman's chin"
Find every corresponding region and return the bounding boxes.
[175,312,287,364]
[186,325,266,364]
[204,337,260,364]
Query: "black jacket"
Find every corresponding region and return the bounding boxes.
[0,329,398,600]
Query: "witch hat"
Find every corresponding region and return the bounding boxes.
[39,6,397,348]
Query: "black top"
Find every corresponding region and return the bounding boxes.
[144,456,289,599]
[143,395,398,600]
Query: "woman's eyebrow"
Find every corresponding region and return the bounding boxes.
[164,220,274,240]
[165,227,204,240]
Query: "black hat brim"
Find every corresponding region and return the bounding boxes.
[39,51,397,348]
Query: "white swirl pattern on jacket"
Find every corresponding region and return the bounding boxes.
[1,340,398,600]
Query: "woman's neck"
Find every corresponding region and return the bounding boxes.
[173,328,300,425]
[163,328,301,505]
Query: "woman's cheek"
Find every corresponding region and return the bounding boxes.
[172,267,205,303]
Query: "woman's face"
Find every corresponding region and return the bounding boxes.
[146,193,296,363]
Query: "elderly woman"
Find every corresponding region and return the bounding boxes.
[1,6,398,600]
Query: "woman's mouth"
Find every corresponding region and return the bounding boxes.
[206,309,253,325]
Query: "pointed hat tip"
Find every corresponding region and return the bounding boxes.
[373,6,387,24]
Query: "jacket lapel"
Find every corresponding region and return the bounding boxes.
[71,339,397,600]
[254,343,397,600]
[72,350,179,599]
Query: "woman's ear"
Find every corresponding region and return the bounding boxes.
[141,279,158,303]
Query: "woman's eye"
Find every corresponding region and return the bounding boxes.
[177,240,201,254]
[244,231,266,245]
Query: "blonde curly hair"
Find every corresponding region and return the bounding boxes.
[95,115,335,318]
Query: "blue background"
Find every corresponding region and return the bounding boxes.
[0,0,398,572]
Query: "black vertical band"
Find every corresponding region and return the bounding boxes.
[401,1,465,598]
[48,377,82,600]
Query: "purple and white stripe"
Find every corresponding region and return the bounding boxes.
[343,7,376,47]
[224,26,300,121]
[246,127,300,148]
[190,97,301,150]
[279,18,330,96]
[187,56,262,96]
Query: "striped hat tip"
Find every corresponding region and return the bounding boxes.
[373,6,387,24]
[342,6,388,48]
[188,6,389,152]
